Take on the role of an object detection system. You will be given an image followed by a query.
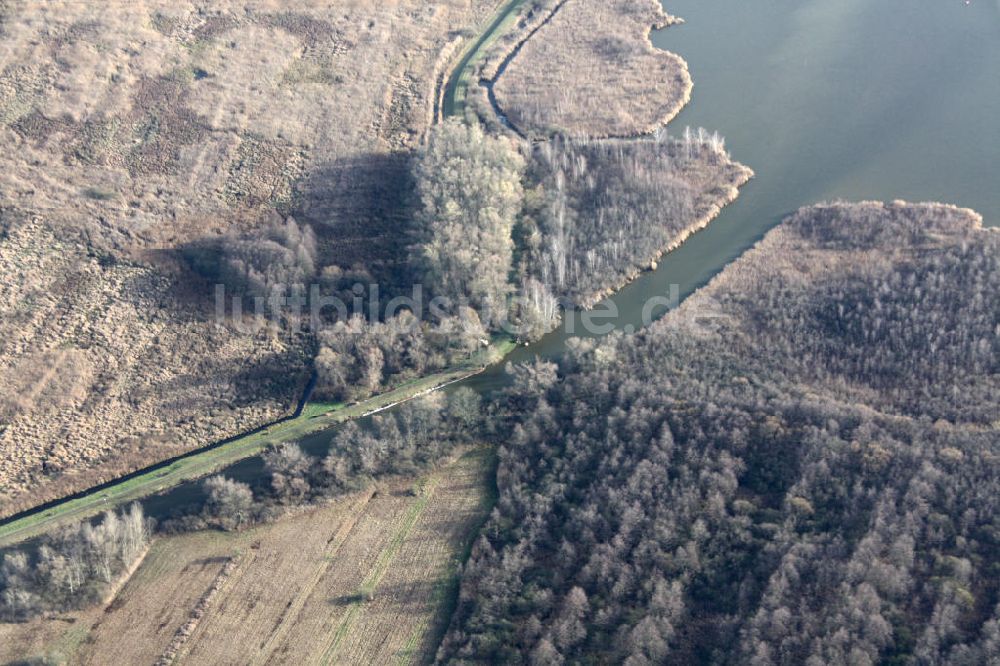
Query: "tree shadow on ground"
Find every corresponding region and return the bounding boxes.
[292,151,417,295]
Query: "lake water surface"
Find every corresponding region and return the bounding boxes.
[464,0,1000,383]
[152,0,1000,514]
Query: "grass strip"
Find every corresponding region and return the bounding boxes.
[0,340,515,549]
[442,0,527,119]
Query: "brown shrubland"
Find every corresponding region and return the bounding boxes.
[491,0,691,139]
[0,0,498,517]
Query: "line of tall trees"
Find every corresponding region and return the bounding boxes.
[314,120,534,402]
[437,202,1000,664]
[167,388,484,534]
[410,119,526,321]
[0,503,149,622]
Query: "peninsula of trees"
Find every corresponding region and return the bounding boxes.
[313,119,749,400]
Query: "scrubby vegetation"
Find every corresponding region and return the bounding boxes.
[167,388,485,535]
[491,0,690,138]
[439,202,1000,664]
[184,215,318,301]
[0,504,149,622]
[314,310,488,403]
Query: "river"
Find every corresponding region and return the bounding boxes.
[142,0,1000,518]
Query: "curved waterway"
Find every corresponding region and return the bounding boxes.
[122,0,1000,518]
[466,0,1000,388]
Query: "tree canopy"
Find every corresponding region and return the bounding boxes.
[438,202,1000,664]
[411,119,526,323]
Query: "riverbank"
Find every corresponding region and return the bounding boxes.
[576,153,754,309]
[440,0,529,121]
[0,339,515,549]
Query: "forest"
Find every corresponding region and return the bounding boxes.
[0,504,149,622]
[518,131,737,306]
[437,202,1000,664]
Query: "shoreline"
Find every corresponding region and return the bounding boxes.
[462,1,751,311]
[576,161,755,310]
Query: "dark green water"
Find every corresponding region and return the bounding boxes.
[663,0,1000,223]
[465,0,1000,387]
[125,0,1000,516]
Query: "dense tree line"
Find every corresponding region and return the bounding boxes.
[438,203,1000,664]
[517,132,728,306]
[0,504,149,621]
[169,388,483,533]
[314,120,530,402]
[410,119,526,323]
